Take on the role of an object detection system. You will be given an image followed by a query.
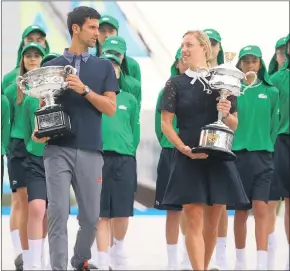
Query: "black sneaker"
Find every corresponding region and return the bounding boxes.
[14,254,23,271]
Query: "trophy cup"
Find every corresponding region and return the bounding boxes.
[17,65,77,139]
[191,52,257,161]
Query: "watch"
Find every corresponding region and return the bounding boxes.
[81,85,91,97]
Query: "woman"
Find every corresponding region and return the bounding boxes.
[22,42,47,270]
[154,47,191,270]
[231,45,279,270]
[5,42,46,269]
[271,33,290,271]
[160,30,249,270]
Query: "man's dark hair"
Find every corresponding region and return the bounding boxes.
[67,6,101,37]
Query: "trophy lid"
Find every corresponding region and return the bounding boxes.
[211,63,245,80]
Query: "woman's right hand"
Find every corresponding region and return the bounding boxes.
[180,145,208,159]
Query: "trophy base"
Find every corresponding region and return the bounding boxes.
[34,126,74,139]
[191,146,237,161]
[35,105,74,139]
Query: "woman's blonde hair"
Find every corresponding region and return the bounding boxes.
[183,30,212,65]
[17,56,27,105]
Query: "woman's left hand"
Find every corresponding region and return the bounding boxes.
[217,99,231,117]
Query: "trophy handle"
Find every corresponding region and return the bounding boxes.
[64,65,77,75]
[217,89,229,122]
[242,71,258,94]
[196,67,212,94]
[62,65,77,89]
[16,76,26,91]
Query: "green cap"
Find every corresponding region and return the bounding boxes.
[21,42,46,56]
[22,25,46,39]
[102,36,127,55]
[238,45,262,59]
[275,36,287,48]
[170,47,183,76]
[99,15,119,30]
[203,29,222,43]
[237,45,271,86]
[100,53,121,66]
[268,37,287,75]
[204,28,224,65]
[40,53,61,66]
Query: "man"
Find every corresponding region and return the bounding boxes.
[270,33,290,271]
[33,6,119,271]
[96,53,140,270]
[2,25,49,270]
[2,25,50,91]
[94,14,141,82]
[102,36,142,109]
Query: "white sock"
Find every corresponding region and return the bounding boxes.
[90,242,98,263]
[11,230,22,258]
[28,239,43,268]
[167,244,178,267]
[216,237,227,259]
[267,232,276,269]
[235,248,246,270]
[286,256,289,271]
[285,244,290,270]
[113,238,124,255]
[257,250,267,270]
[98,252,109,268]
[41,238,47,269]
[22,250,30,269]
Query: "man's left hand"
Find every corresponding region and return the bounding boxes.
[66,74,85,95]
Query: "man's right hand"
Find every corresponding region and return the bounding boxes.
[181,145,208,159]
[31,130,50,143]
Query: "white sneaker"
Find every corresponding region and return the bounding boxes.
[112,253,128,270]
[216,257,228,270]
[167,265,178,270]
[234,261,246,270]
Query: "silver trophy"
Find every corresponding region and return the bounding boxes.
[191,52,257,161]
[17,65,77,139]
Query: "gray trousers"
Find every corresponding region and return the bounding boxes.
[43,145,103,270]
